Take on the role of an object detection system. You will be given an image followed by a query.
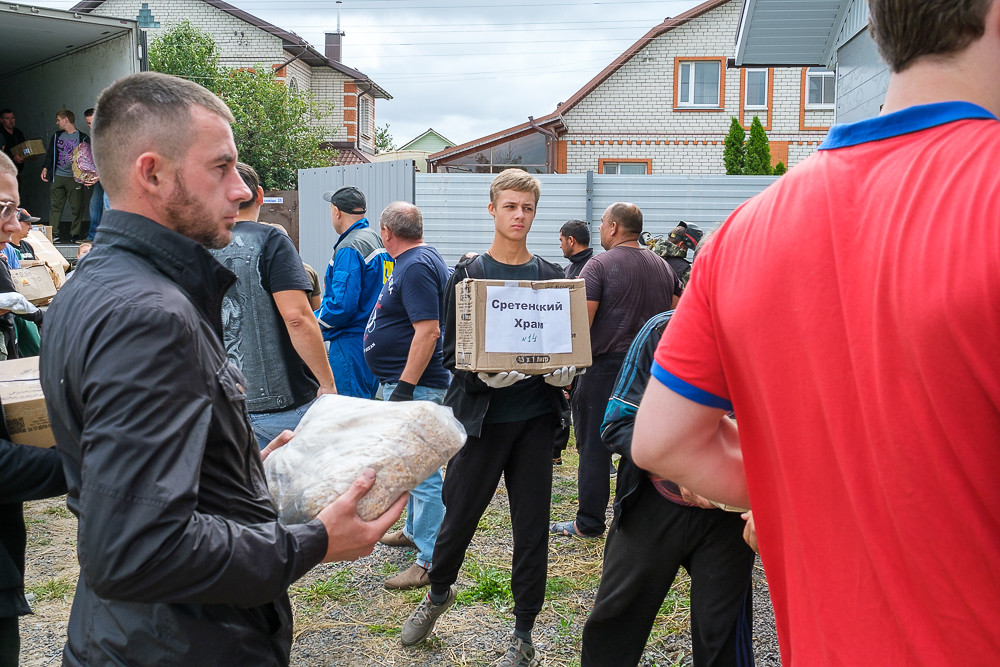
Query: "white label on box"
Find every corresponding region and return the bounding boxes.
[263,197,283,204]
[484,285,572,353]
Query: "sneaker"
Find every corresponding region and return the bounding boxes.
[379,529,417,548]
[385,563,430,590]
[400,585,456,646]
[495,635,540,667]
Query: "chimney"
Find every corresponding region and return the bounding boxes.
[325,32,343,62]
[325,1,344,62]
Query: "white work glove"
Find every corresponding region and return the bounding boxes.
[543,366,584,387]
[477,370,529,389]
[0,292,39,315]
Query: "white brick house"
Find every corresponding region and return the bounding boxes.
[429,0,833,174]
[70,0,391,163]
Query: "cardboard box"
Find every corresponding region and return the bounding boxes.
[454,278,592,374]
[0,357,54,448]
[10,265,57,305]
[26,229,70,287]
[11,139,45,160]
[32,224,54,243]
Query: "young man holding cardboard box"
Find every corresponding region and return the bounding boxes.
[400,169,578,667]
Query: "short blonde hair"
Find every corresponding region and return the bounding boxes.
[489,168,541,205]
[0,150,16,178]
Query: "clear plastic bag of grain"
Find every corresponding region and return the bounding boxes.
[264,393,467,524]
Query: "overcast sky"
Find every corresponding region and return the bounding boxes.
[33,0,703,146]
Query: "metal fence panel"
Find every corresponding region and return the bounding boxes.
[297,160,416,274]
[416,173,778,265]
[298,166,778,269]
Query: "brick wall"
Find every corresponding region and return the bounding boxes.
[561,0,829,174]
[93,0,344,140]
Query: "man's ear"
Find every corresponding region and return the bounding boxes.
[134,152,167,197]
[487,201,496,218]
[255,186,264,206]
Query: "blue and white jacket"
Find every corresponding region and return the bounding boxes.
[315,218,393,341]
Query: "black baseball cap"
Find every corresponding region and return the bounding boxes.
[17,208,40,224]
[322,186,366,214]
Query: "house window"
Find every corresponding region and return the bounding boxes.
[437,132,549,173]
[678,60,721,107]
[806,68,836,107]
[358,95,371,138]
[601,161,648,175]
[745,68,768,108]
[288,77,298,95]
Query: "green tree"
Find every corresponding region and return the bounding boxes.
[148,23,339,190]
[216,68,339,190]
[744,116,773,175]
[772,161,787,176]
[723,117,746,175]
[374,123,397,154]
[148,20,220,89]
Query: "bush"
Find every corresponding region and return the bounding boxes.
[772,161,787,176]
[723,117,746,175]
[744,116,773,175]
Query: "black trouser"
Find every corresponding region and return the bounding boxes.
[0,615,19,667]
[571,353,625,536]
[429,414,554,631]
[581,477,755,667]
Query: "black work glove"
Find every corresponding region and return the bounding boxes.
[387,380,416,402]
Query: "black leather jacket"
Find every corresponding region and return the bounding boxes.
[441,254,569,438]
[40,211,327,666]
[0,439,66,618]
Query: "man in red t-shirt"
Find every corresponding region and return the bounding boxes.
[631,1,1000,664]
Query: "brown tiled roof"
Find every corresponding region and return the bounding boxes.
[69,0,390,98]
[322,142,372,165]
[428,0,731,165]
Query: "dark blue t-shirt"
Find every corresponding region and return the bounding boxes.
[364,245,451,388]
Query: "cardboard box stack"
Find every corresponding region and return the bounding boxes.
[0,357,53,448]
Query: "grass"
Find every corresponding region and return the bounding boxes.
[290,569,354,605]
[27,577,75,602]
[458,560,514,610]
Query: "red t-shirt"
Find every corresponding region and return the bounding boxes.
[653,102,1000,665]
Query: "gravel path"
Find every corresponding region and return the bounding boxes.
[20,459,781,666]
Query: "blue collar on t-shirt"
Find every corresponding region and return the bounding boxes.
[820,101,998,150]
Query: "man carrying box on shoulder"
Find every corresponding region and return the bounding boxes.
[399,169,578,667]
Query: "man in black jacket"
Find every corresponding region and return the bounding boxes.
[0,438,67,667]
[39,72,405,666]
[559,218,592,279]
[580,311,754,666]
[400,169,578,667]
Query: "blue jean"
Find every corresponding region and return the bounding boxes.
[249,401,312,450]
[382,382,447,567]
[87,182,106,240]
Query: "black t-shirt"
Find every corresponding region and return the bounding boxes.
[364,245,451,388]
[238,221,318,408]
[1,126,26,173]
[477,253,554,424]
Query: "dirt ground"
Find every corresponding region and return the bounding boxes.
[18,450,781,666]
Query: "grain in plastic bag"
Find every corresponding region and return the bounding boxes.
[264,393,466,523]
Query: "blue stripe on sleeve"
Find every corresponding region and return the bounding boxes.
[650,360,733,411]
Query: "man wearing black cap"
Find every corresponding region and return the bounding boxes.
[12,208,39,261]
[315,185,393,398]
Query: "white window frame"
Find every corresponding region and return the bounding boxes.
[678,60,721,108]
[744,68,768,109]
[805,68,836,108]
[602,161,648,175]
[358,95,371,138]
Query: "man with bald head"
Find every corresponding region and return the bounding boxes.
[550,202,680,539]
[40,72,404,665]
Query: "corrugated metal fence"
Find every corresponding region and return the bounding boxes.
[298,161,778,268]
[297,160,416,274]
